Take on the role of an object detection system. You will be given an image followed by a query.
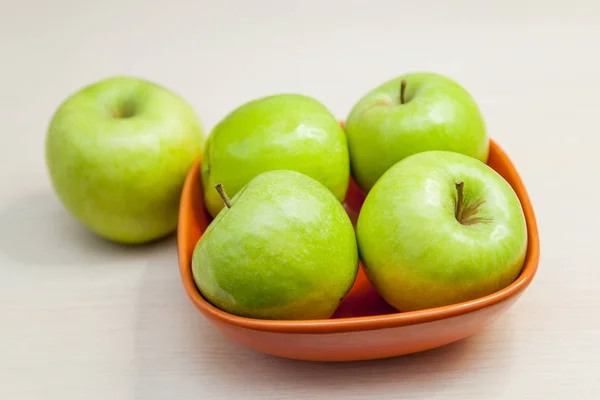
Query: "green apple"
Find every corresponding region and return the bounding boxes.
[345,72,489,192]
[192,170,359,320]
[356,151,528,312]
[45,76,206,244]
[201,93,350,218]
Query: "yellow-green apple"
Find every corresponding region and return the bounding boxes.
[356,151,528,311]
[201,94,349,218]
[345,72,488,192]
[192,170,359,320]
[45,76,206,244]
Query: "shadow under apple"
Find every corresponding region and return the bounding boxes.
[0,190,174,267]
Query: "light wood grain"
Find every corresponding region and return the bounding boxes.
[1,1,599,398]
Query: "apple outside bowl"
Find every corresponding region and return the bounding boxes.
[177,137,540,362]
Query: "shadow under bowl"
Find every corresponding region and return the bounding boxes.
[177,139,540,362]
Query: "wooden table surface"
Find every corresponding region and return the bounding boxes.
[1,1,598,398]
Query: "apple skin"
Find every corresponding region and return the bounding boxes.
[356,151,528,312]
[202,94,350,218]
[345,72,489,192]
[192,170,359,320]
[45,76,206,244]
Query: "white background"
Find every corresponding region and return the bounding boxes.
[1,0,598,398]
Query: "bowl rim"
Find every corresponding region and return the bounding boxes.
[177,139,540,334]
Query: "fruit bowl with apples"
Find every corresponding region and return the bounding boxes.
[176,72,540,362]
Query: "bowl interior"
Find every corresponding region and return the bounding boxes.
[177,139,539,332]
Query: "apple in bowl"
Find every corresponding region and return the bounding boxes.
[345,72,489,193]
[356,150,528,312]
[177,138,539,362]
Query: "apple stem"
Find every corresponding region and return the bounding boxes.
[215,184,232,208]
[455,181,465,222]
[400,79,407,104]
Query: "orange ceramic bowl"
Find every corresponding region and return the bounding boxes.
[177,139,539,362]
